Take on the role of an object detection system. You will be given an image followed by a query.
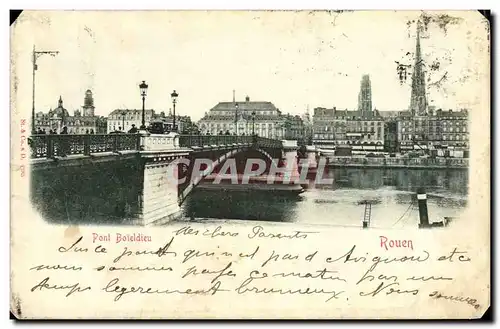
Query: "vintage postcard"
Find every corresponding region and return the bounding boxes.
[10,10,490,319]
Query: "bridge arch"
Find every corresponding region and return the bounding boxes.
[178,146,276,204]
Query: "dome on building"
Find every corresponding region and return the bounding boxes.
[48,106,70,119]
[48,96,69,118]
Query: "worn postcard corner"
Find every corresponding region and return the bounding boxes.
[10,10,490,319]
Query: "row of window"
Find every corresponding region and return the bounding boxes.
[402,120,466,126]
[314,134,382,140]
[317,127,383,134]
[402,127,467,133]
[204,128,277,137]
[315,120,383,125]
[109,114,144,120]
[36,120,96,126]
[108,121,141,128]
[401,134,469,141]
[314,114,384,121]
[201,123,275,129]
[210,110,277,116]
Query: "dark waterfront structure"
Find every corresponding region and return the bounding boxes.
[384,120,399,152]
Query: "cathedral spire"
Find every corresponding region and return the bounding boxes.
[410,21,427,116]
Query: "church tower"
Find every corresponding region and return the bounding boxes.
[82,89,95,117]
[409,22,427,116]
[357,74,373,115]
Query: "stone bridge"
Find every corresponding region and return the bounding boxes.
[29,133,300,226]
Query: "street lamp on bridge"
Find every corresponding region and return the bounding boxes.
[121,110,126,132]
[139,81,148,130]
[234,103,239,135]
[251,110,256,136]
[171,90,178,132]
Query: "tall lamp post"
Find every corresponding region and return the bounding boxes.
[121,110,126,132]
[234,103,239,135]
[251,110,256,136]
[139,81,148,130]
[31,45,59,135]
[171,90,178,132]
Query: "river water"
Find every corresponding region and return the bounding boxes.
[181,167,468,229]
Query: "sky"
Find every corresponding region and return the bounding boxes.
[11,10,489,121]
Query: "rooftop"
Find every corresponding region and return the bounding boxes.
[108,109,155,116]
[211,101,279,112]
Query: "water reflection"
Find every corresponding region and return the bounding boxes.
[182,168,468,227]
[329,168,468,195]
[183,189,302,223]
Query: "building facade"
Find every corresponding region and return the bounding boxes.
[198,96,287,138]
[397,108,469,151]
[283,114,306,140]
[107,109,154,133]
[312,107,384,150]
[34,90,107,134]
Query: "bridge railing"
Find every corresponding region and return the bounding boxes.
[255,136,283,148]
[178,135,284,149]
[29,134,141,159]
[179,135,253,148]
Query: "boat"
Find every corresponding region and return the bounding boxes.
[197,174,305,195]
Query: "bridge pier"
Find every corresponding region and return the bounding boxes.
[281,140,300,181]
[136,134,191,225]
[137,160,182,225]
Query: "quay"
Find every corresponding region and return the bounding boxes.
[324,155,468,170]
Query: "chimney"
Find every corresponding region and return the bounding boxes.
[245,96,250,102]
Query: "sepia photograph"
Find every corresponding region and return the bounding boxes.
[10,9,490,319]
[26,11,470,229]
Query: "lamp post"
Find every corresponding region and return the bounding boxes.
[31,45,59,135]
[252,110,256,136]
[234,103,239,135]
[171,90,178,132]
[121,110,126,132]
[139,81,148,129]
